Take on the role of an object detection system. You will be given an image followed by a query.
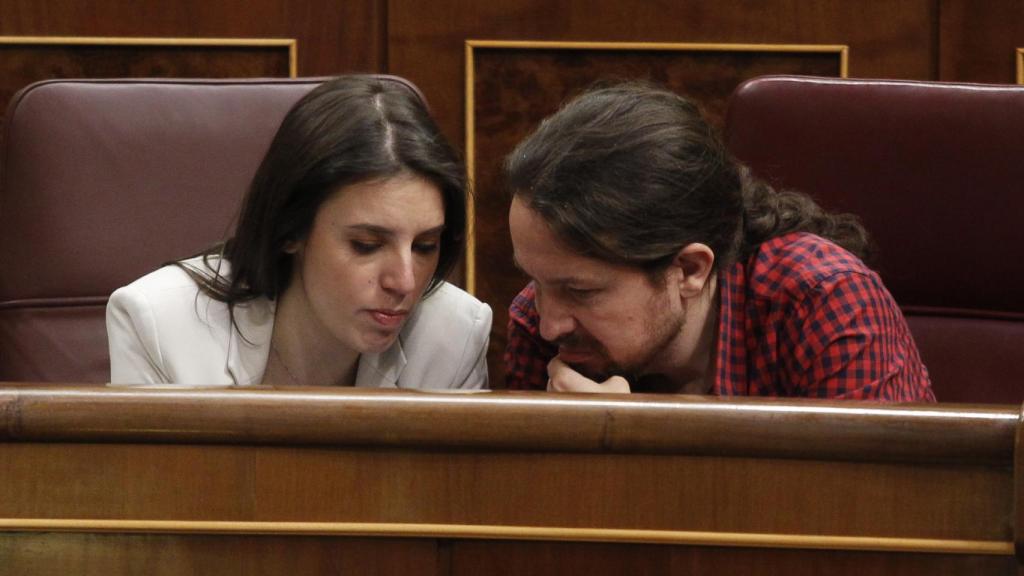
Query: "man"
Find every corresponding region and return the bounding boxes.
[504,83,934,401]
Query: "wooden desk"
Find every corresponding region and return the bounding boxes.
[1,384,1020,574]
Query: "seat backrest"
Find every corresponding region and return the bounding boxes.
[0,76,426,383]
[724,75,1024,403]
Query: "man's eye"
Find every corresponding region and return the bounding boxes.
[566,286,598,300]
[413,242,440,255]
[351,241,381,254]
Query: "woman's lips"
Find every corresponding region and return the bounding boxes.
[369,309,408,328]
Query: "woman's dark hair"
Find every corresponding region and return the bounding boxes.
[504,81,870,274]
[181,75,466,304]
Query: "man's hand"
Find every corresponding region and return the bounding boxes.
[546,356,631,393]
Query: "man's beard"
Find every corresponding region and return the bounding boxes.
[554,299,686,384]
[553,331,628,382]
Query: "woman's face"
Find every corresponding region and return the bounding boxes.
[283,173,445,354]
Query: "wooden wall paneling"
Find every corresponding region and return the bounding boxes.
[449,540,1016,575]
[3,443,1012,539]
[390,0,936,151]
[1,533,441,576]
[1,386,1020,574]
[0,0,387,106]
[939,0,1024,83]
[0,36,295,127]
[0,0,387,74]
[464,41,845,387]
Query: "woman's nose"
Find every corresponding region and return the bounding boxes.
[380,250,417,295]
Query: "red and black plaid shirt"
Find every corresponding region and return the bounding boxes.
[505,232,935,401]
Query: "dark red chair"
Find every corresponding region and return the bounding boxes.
[0,76,425,383]
[724,75,1024,403]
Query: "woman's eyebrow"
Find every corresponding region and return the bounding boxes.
[345,224,393,237]
[345,223,446,237]
[416,224,446,237]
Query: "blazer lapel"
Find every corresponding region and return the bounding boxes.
[226,298,275,386]
[355,336,407,388]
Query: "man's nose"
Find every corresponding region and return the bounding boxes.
[537,293,576,342]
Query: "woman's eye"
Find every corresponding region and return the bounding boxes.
[413,242,440,255]
[351,241,381,254]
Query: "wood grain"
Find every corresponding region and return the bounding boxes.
[939,0,1024,83]
[0,386,1015,462]
[1,385,1018,574]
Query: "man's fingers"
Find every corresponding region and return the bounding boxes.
[546,356,630,393]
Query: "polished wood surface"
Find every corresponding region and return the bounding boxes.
[0,385,1015,461]
[1,385,1020,574]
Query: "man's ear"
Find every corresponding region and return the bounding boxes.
[671,243,715,298]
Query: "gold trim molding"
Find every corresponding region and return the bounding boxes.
[0,518,1009,556]
[1017,48,1023,84]
[463,40,849,293]
[0,35,298,77]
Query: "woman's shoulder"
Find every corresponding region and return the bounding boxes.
[108,256,232,318]
[400,282,492,350]
[121,256,227,290]
[395,281,492,389]
[410,281,492,328]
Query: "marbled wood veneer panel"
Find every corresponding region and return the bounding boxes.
[471,47,842,388]
[0,43,291,118]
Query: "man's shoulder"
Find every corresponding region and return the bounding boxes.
[509,282,537,314]
[744,232,874,299]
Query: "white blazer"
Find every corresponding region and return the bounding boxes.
[106,258,492,389]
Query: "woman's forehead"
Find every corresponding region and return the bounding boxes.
[319,175,445,231]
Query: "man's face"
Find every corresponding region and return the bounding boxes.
[509,196,688,380]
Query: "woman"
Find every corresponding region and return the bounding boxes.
[107,75,491,389]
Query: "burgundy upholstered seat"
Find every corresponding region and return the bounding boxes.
[0,76,425,383]
[724,75,1024,404]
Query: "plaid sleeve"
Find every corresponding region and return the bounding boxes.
[783,271,935,401]
[504,282,557,391]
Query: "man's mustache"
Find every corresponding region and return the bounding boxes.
[550,332,596,349]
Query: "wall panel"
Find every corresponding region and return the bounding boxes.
[939,0,1024,83]
[0,38,295,117]
[389,0,937,148]
[0,0,384,106]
